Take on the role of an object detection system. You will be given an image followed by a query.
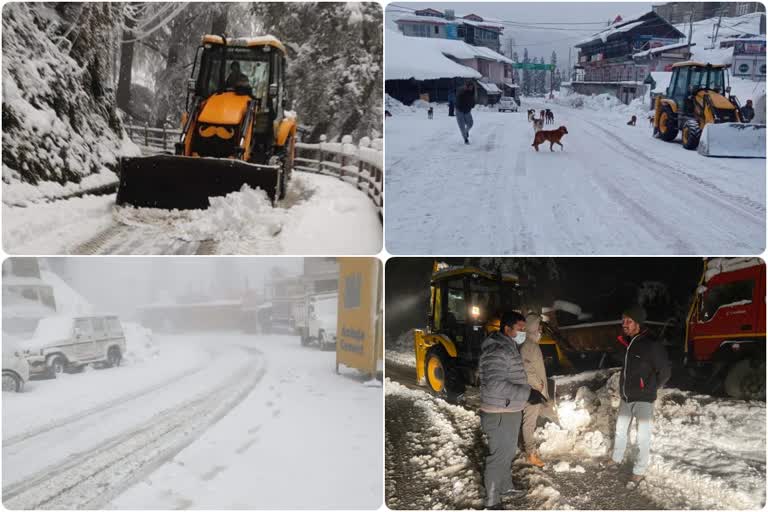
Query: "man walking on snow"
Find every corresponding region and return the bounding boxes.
[455,81,476,144]
[480,311,547,509]
[520,313,549,468]
[610,305,671,481]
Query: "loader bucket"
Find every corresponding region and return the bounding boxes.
[697,123,766,158]
[116,155,280,210]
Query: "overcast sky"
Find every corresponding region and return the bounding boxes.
[44,258,302,317]
[386,2,654,63]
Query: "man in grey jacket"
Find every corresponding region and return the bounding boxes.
[480,311,547,509]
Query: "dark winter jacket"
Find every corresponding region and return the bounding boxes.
[741,104,755,123]
[456,87,476,113]
[617,330,671,403]
[479,331,531,412]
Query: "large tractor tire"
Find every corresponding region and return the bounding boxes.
[682,120,702,150]
[724,359,766,400]
[424,346,464,403]
[657,105,679,142]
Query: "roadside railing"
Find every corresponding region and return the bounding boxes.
[124,125,383,216]
[295,135,383,216]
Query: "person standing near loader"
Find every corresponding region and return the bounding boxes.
[455,81,476,144]
[610,305,671,481]
[741,99,755,123]
[479,311,547,509]
[519,313,549,468]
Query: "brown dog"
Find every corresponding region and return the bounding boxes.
[532,126,568,152]
[627,115,637,126]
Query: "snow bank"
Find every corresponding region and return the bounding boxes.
[2,4,126,202]
[115,173,382,254]
[122,322,159,364]
[547,90,649,120]
[537,371,766,509]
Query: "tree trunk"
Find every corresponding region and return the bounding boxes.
[210,5,229,35]
[116,4,139,114]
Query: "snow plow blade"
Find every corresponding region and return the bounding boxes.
[116,155,280,210]
[697,123,766,158]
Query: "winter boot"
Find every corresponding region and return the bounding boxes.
[527,453,545,468]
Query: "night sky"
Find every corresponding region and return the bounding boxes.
[386,257,703,339]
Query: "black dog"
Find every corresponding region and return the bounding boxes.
[427,107,434,120]
[545,109,554,124]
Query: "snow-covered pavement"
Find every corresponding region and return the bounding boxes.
[2,173,382,255]
[3,332,382,509]
[384,371,766,510]
[385,102,765,254]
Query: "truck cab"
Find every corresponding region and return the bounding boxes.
[686,258,765,399]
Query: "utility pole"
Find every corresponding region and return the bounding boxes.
[687,10,694,48]
[712,7,725,49]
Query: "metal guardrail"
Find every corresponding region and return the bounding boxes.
[124,125,383,216]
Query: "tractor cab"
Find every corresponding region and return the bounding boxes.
[415,265,522,398]
[667,63,729,116]
[429,266,521,365]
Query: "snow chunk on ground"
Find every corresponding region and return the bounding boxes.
[552,461,586,473]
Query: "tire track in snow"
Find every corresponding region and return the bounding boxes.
[2,350,266,509]
[3,363,208,448]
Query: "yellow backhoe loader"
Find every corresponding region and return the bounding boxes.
[117,35,297,209]
[653,61,765,158]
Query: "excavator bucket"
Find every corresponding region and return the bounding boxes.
[697,123,766,158]
[116,155,281,210]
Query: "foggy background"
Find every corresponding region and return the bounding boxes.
[44,258,302,318]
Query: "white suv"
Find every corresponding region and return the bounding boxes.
[3,342,29,392]
[306,293,338,351]
[22,315,127,378]
[497,96,519,112]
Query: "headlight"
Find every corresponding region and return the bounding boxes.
[471,306,480,317]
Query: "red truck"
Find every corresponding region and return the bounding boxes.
[685,258,765,399]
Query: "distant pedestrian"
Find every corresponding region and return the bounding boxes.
[519,313,548,468]
[741,99,755,123]
[455,81,476,144]
[479,311,547,509]
[448,90,456,117]
[610,305,671,482]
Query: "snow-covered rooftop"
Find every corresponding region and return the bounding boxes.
[385,31,483,81]
[633,41,693,59]
[577,11,684,47]
[675,12,764,65]
[477,81,501,94]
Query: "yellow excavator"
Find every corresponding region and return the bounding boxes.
[653,61,765,158]
[117,35,297,209]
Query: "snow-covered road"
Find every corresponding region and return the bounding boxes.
[3,333,383,509]
[385,102,765,254]
[3,173,382,255]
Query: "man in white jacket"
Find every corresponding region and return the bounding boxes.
[519,313,549,468]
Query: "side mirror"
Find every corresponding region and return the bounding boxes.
[269,83,278,97]
[187,78,196,93]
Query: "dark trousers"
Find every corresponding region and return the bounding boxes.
[481,411,522,507]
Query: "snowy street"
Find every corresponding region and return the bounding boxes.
[2,173,382,255]
[3,333,383,509]
[385,363,766,510]
[385,101,765,255]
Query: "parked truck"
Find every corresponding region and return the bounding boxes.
[336,258,382,379]
[685,258,765,399]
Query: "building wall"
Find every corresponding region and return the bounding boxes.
[399,22,446,38]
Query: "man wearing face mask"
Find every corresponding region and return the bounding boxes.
[519,313,549,468]
[479,311,547,509]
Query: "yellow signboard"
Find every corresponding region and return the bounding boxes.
[336,258,382,378]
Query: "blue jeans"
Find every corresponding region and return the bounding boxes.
[611,399,654,475]
[456,111,473,140]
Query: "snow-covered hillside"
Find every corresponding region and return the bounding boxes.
[2,4,137,200]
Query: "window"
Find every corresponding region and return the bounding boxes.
[200,46,271,98]
[434,25,439,35]
[108,318,122,333]
[74,318,93,336]
[700,279,755,321]
[444,280,467,325]
[344,273,362,309]
[91,317,106,333]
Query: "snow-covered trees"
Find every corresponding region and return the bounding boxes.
[2,3,125,187]
[251,2,382,141]
[522,48,531,96]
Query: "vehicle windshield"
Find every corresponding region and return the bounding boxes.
[700,278,754,321]
[689,67,725,93]
[200,46,271,98]
[467,279,520,324]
